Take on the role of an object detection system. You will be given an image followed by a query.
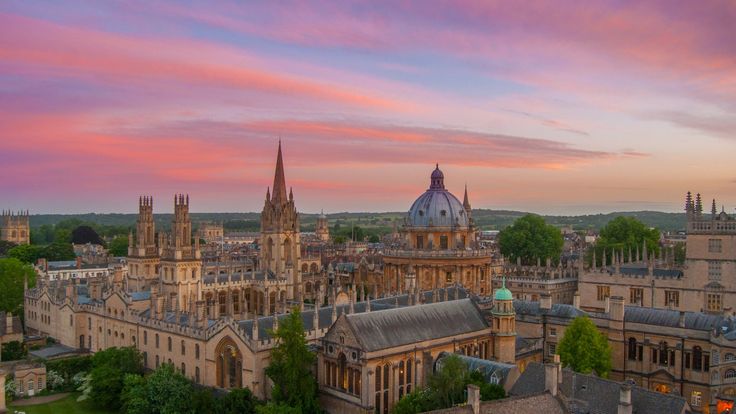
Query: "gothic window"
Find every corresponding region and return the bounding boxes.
[709,239,722,253]
[181,363,186,375]
[708,261,722,281]
[144,330,147,345]
[181,340,186,356]
[596,286,610,301]
[195,344,200,359]
[659,342,669,366]
[628,337,638,360]
[665,291,679,308]
[195,367,200,383]
[725,369,736,380]
[629,288,643,305]
[694,346,703,371]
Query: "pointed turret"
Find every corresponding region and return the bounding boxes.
[463,184,472,216]
[712,199,717,218]
[271,140,288,204]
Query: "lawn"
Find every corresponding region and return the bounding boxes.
[9,393,115,414]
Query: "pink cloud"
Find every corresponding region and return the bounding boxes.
[0,13,410,112]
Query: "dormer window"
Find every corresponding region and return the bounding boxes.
[418,210,424,217]
[440,210,447,217]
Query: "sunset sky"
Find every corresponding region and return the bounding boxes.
[2,1,735,215]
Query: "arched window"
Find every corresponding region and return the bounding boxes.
[726,369,736,379]
[155,355,160,368]
[195,344,200,359]
[659,342,669,366]
[440,235,448,249]
[155,333,159,348]
[398,360,405,399]
[628,337,637,360]
[338,353,347,391]
[693,346,703,371]
[168,336,172,352]
[181,362,186,375]
[144,331,148,345]
[406,359,413,394]
[726,353,736,362]
[195,367,200,383]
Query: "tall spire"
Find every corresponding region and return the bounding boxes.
[463,184,471,211]
[271,140,287,204]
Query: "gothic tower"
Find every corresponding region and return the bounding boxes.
[315,210,330,242]
[1,210,30,245]
[160,194,202,312]
[491,278,516,364]
[127,196,160,291]
[260,142,302,300]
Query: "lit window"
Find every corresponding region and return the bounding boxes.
[691,391,702,407]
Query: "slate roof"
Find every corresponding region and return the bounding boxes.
[513,301,587,319]
[130,291,151,301]
[624,306,724,331]
[436,352,517,387]
[344,298,488,352]
[29,344,80,359]
[510,362,688,414]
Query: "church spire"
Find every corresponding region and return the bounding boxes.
[271,140,287,204]
[463,184,471,212]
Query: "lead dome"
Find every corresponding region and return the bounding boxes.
[407,164,469,228]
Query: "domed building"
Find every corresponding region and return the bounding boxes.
[382,165,494,295]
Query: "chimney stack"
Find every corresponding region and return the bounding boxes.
[618,383,633,414]
[540,293,552,310]
[467,384,480,414]
[544,362,559,397]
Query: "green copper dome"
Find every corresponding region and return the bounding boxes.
[494,277,513,301]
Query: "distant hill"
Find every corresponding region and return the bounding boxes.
[27,210,686,233]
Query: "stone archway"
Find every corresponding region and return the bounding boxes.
[215,336,243,389]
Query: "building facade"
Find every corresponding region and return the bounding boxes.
[1,210,30,245]
[579,192,736,315]
[382,166,494,296]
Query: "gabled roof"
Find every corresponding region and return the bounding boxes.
[510,362,688,414]
[343,298,488,352]
[624,306,724,331]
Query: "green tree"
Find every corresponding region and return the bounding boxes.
[256,403,302,414]
[42,241,76,261]
[0,258,36,314]
[216,388,259,414]
[498,214,563,265]
[89,347,144,410]
[333,235,347,244]
[593,216,660,266]
[0,240,17,256]
[7,244,45,264]
[264,308,320,414]
[467,371,505,401]
[1,341,27,361]
[71,225,106,246]
[428,354,468,408]
[108,236,129,257]
[121,364,193,414]
[557,316,612,377]
[368,235,380,243]
[392,389,433,414]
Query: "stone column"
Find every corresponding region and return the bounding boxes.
[0,371,6,413]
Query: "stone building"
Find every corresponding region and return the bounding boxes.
[315,210,330,242]
[515,292,736,413]
[199,222,224,244]
[383,165,494,297]
[0,311,23,344]
[579,192,736,315]
[1,210,29,245]
[22,142,328,399]
[493,257,580,304]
